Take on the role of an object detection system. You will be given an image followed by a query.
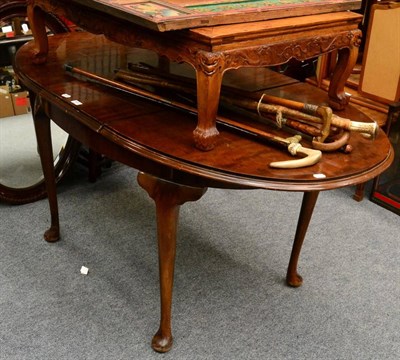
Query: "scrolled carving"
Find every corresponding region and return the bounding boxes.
[223,29,362,70]
[347,31,362,48]
[194,51,225,76]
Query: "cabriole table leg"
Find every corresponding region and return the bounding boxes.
[137,172,207,352]
[328,40,360,110]
[192,52,224,151]
[32,96,60,242]
[27,1,49,64]
[286,191,320,287]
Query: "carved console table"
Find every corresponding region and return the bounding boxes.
[27,0,362,150]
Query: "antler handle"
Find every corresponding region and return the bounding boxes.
[115,68,378,140]
[331,115,379,139]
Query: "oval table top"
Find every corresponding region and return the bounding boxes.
[14,32,393,192]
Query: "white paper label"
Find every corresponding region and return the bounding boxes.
[313,173,326,179]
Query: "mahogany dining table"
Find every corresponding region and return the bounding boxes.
[14,32,393,352]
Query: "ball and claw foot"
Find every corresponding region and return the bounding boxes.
[193,127,219,151]
[151,330,173,353]
[44,226,60,242]
[286,272,303,288]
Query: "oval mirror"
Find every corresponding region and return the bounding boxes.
[0,1,80,204]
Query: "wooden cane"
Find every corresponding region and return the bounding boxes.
[65,64,322,169]
[115,68,378,140]
[114,70,324,138]
[115,69,355,152]
[115,69,353,152]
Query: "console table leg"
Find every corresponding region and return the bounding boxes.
[193,64,223,151]
[32,96,60,242]
[286,191,320,287]
[328,41,360,110]
[137,172,207,352]
[27,1,49,64]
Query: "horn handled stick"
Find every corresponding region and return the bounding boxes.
[114,70,325,139]
[212,98,351,153]
[224,94,379,140]
[248,92,379,139]
[65,64,321,169]
[117,68,378,139]
[114,70,353,152]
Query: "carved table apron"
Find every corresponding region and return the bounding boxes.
[27,0,362,150]
[14,33,392,353]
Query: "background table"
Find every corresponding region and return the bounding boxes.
[27,0,362,149]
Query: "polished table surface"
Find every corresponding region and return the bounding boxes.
[27,0,363,150]
[15,32,393,352]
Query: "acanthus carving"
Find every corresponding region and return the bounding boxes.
[349,32,362,48]
[194,51,225,76]
[223,30,362,70]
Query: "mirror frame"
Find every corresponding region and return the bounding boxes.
[0,0,80,204]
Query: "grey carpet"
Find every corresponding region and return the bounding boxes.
[0,113,68,188]
[1,162,399,360]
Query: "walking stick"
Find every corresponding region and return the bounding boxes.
[64,64,322,169]
[117,66,378,140]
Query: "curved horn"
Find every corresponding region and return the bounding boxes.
[270,143,322,169]
[316,106,332,143]
[312,131,351,152]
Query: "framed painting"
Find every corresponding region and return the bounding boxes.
[73,0,362,31]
